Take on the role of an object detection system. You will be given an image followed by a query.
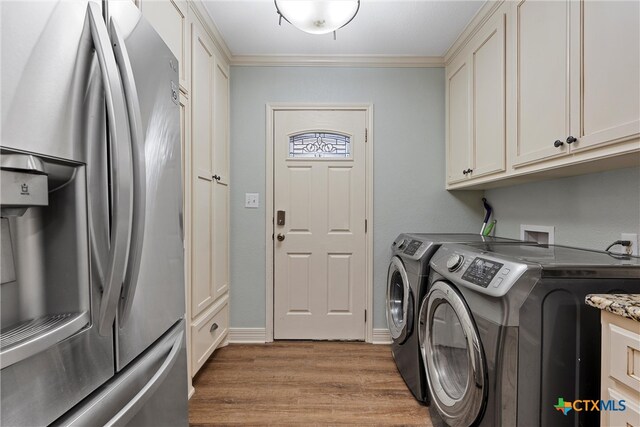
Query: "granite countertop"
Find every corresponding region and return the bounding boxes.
[586,294,640,322]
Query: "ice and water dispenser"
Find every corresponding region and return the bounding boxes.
[0,151,91,368]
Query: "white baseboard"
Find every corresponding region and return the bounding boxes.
[228,327,267,343]
[372,328,392,344]
[228,327,391,344]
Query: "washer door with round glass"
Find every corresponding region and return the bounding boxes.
[386,256,413,343]
[420,281,486,427]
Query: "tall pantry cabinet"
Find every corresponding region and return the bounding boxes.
[137,0,231,396]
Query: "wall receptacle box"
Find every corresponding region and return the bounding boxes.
[520,224,555,244]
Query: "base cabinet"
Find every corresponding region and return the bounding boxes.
[191,296,229,375]
[600,311,640,427]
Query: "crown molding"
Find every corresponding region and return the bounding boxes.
[191,0,497,69]
[444,0,504,66]
[189,0,233,65]
[230,55,444,68]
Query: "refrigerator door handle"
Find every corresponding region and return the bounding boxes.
[105,329,184,427]
[109,19,147,326]
[87,2,134,336]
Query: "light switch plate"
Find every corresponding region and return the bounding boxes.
[245,193,259,208]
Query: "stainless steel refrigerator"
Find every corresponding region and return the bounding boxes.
[0,1,188,425]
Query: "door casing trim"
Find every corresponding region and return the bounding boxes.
[265,103,374,342]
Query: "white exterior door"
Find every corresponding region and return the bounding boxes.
[273,109,367,340]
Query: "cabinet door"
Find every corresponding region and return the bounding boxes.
[447,59,471,184]
[139,0,190,93]
[470,11,506,178]
[212,59,229,301]
[513,0,571,166]
[573,1,640,152]
[190,18,215,318]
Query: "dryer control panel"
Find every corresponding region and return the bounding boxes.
[403,240,423,256]
[431,244,532,298]
[391,234,434,260]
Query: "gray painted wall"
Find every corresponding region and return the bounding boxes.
[485,167,640,251]
[229,66,483,329]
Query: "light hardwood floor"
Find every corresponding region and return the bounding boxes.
[189,342,432,426]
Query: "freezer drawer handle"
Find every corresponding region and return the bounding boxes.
[210,323,219,333]
[87,2,134,337]
[105,329,184,427]
[52,325,184,427]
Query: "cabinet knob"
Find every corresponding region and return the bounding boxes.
[210,323,219,333]
[554,140,564,148]
[212,174,221,181]
[566,136,577,144]
[462,169,468,175]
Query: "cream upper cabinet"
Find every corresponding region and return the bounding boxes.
[470,10,506,178]
[574,0,640,153]
[446,7,507,185]
[512,0,639,164]
[139,0,190,93]
[512,0,572,167]
[446,58,471,184]
[446,0,639,189]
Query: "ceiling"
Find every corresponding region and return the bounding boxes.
[202,1,486,58]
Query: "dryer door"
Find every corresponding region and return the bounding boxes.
[386,256,412,342]
[421,281,486,427]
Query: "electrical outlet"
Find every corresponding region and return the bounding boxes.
[621,233,638,256]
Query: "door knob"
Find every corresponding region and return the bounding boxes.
[566,136,577,144]
[554,140,564,148]
[277,233,285,241]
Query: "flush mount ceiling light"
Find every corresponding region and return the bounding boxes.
[275,0,360,36]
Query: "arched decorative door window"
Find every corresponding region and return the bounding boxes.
[288,132,351,159]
